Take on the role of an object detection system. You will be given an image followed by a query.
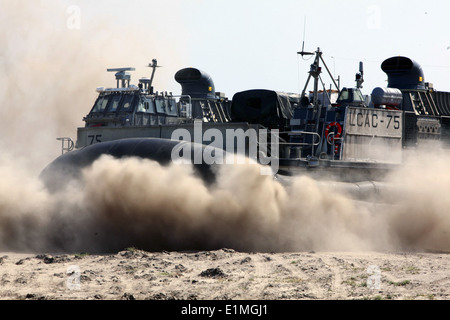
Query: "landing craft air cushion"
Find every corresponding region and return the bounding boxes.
[41,50,450,198]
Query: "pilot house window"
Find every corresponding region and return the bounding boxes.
[166,99,178,116]
[120,95,135,111]
[337,89,349,102]
[108,95,122,112]
[155,99,166,113]
[92,95,109,113]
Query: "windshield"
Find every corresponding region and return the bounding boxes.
[119,94,136,112]
[353,89,364,102]
[137,99,156,113]
[337,89,350,102]
[337,88,364,103]
[155,98,166,113]
[91,94,109,113]
[166,99,178,116]
[107,95,122,112]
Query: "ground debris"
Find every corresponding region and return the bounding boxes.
[199,267,227,278]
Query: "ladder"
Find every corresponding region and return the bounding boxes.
[408,91,439,116]
[200,100,229,123]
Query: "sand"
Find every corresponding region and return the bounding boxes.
[0,248,449,301]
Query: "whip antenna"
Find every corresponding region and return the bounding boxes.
[298,17,313,57]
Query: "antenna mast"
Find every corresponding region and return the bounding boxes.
[297,18,340,96]
[147,59,161,88]
[297,42,341,135]
[298,17,314,58]
[356,61,364,88]
[298,47,341,98]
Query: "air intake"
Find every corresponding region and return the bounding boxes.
[381,56,425,90]
[174,68,216,99]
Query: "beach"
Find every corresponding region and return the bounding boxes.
[0,248,448,300]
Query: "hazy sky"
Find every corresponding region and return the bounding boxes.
[59,0,450,97]
[3,0,450,103]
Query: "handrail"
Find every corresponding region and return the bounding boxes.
[272,130,321,146]
[257,130,321,156]
[56,137,75,155]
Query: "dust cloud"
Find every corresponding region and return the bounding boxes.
[1,148,450,254]
[0,0,187,174]
[1,1,450,254]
